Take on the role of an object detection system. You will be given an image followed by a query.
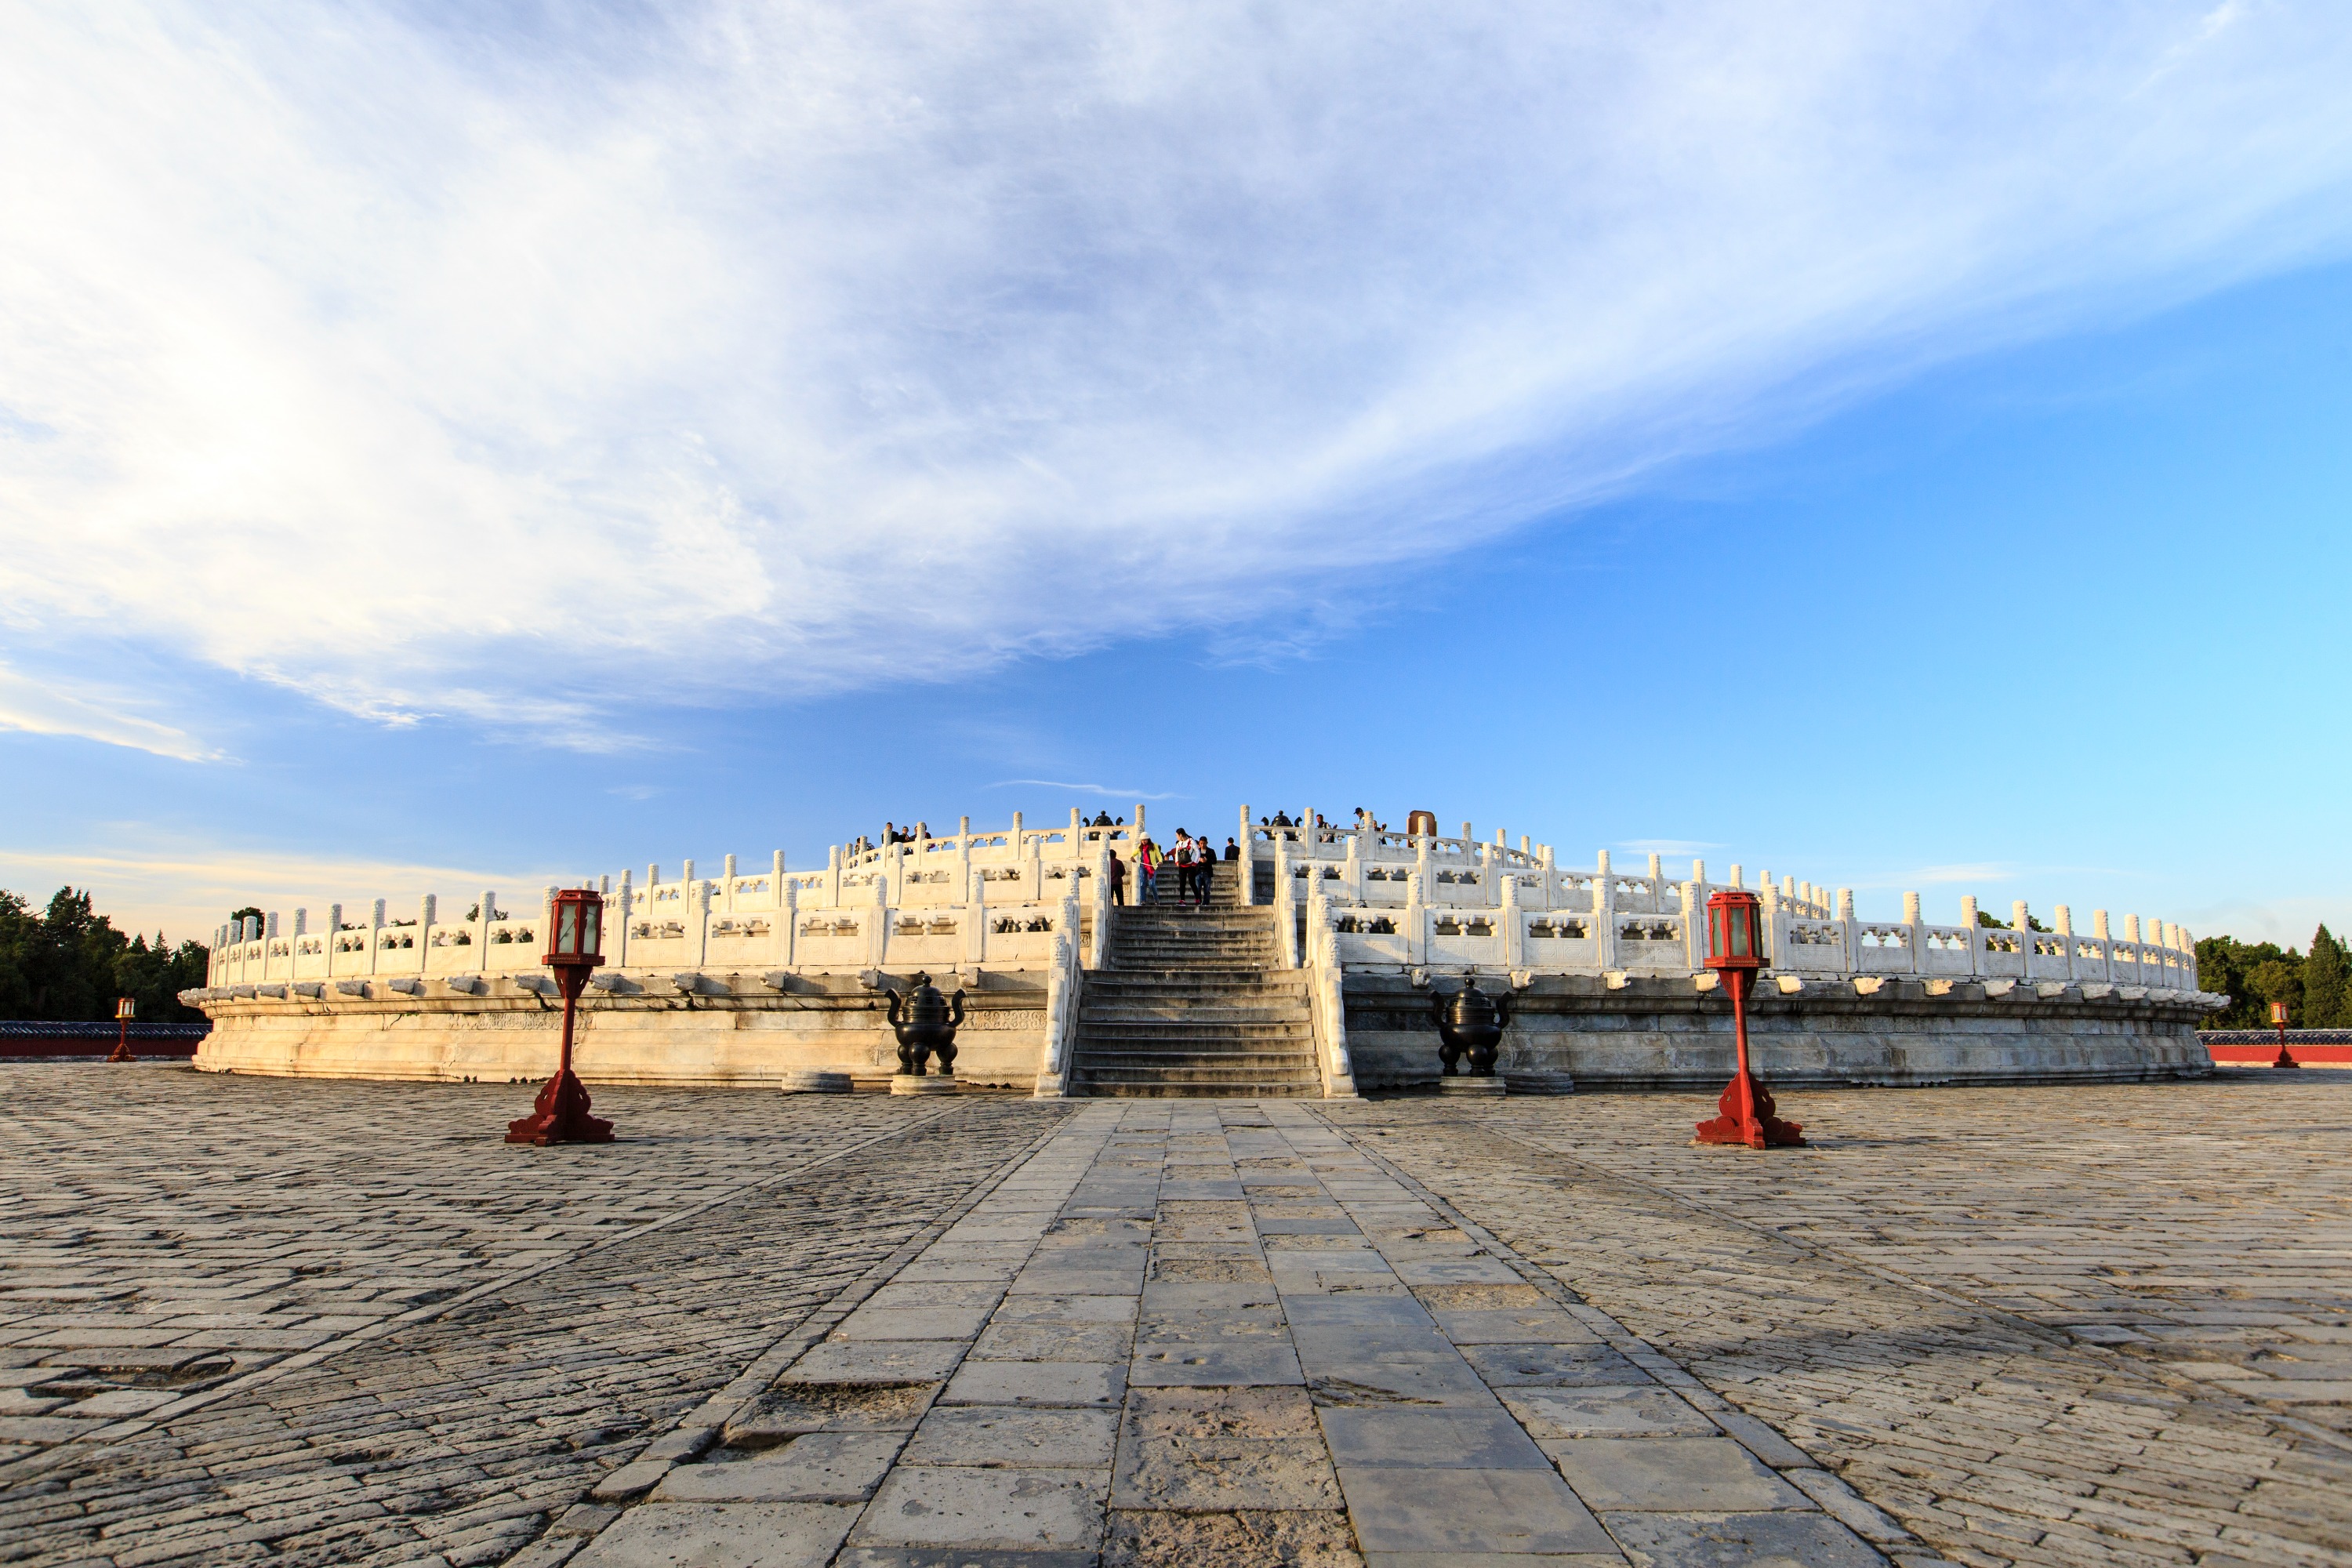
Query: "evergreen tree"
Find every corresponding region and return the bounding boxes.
[0,887,210,1022]
[2303,925,2348,1029]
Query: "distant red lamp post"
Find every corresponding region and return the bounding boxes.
[2269,1000,2299,1070]
[1693,888,1805,1149]
[107,997,137,1064]
[506,888,616,1145]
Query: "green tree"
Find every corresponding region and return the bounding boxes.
[2194,935,2296,1028]
[2303,925,2348,1029]
[2249,957,2304,1027]
[0,887,211,1022]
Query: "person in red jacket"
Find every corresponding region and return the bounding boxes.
[1135,838,1160,904]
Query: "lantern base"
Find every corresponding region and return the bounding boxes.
[1693,1069,1804,1149]
[506,1069,615,1145]
[1438,1075,1506,1096]
[2272,1048,2301,1069]
[105,1044,138,1064]
[891,1073,960,1096]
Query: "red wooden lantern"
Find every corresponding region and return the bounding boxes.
[107,996,137,1064]
[1693,888,1805,1149]
[506,887,615,1145]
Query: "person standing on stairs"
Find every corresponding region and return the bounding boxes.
[1109,849,1127,906]
[1170,830,1196,908]
[1136,837,1160,904]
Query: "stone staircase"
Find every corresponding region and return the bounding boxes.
[1067,862,1321,1098]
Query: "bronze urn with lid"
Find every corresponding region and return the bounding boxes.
[887,971,967,1076]
[1432,978,1509,1077]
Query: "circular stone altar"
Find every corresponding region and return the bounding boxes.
[183,800,2222,1094]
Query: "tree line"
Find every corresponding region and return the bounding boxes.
[2194,927,2350,1029]
[0,887,211,1023]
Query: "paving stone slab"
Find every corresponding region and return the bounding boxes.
[1103,1506,1364,1566]
[1335,1464,1617,1555]
[568,1501,859,1568]
[1602,1508,1889,1566]
[985,1294,1141,1327]
[1459,1342,1647,1387]
[1506,1387,1721,1439]
[900,1407,1120,1469]
[1435,1308,1602,1345]
[651,1434,905,1503]
[940,1361,1127,1409]
[786,1341,969,1385]
[970,1322,1134,1363]
[1544,1436,1813,1512]
[848,1465,1108,1552]
[1128,1338,1305,1388]
[1316,1406,1550,1470]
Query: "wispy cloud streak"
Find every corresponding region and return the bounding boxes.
[5,2,2350,747]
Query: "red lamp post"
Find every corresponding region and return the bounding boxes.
[107,997,137,1064]
[506,887,616,1145]
[2269,1000,2299,1070]
[1693,888,1806,1149]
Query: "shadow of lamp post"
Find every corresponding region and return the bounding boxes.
[1693,887,1805,1149]
[506,887,616,1145]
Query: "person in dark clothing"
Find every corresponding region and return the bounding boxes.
[1109,851,1127,906]
[1225,837,1240,861]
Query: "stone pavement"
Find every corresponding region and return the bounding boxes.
[1337,1073,2352,1567]
[3,1067,2350,1566]
[561,1102,1898,1568]
[0,1065,1074,1565]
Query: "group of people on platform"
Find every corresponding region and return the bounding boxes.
[1256,808,1389,836]
[1107,829,1240,907]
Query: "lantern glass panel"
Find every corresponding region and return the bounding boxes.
[557,902,581,956]
[1707,906,1724,962]
[1730,906,1751,958]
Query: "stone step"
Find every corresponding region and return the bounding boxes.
[1078,1007,1307,1025]
[1067,1080,1319,1099]
[1077,1027,1315,1047]
[1064,890,1316,1096]
[1070,1058,1320,1078]
[1084,972,1304,990]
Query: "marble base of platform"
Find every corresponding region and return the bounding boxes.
[779,1069,854,1094]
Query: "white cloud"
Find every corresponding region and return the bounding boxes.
[0,662,222,762]
[5,2,2351,744]
[991,780,1182,800]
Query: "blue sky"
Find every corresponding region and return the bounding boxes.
[2,2,2348,949]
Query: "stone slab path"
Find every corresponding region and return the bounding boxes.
[560,1102,1903,1568]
